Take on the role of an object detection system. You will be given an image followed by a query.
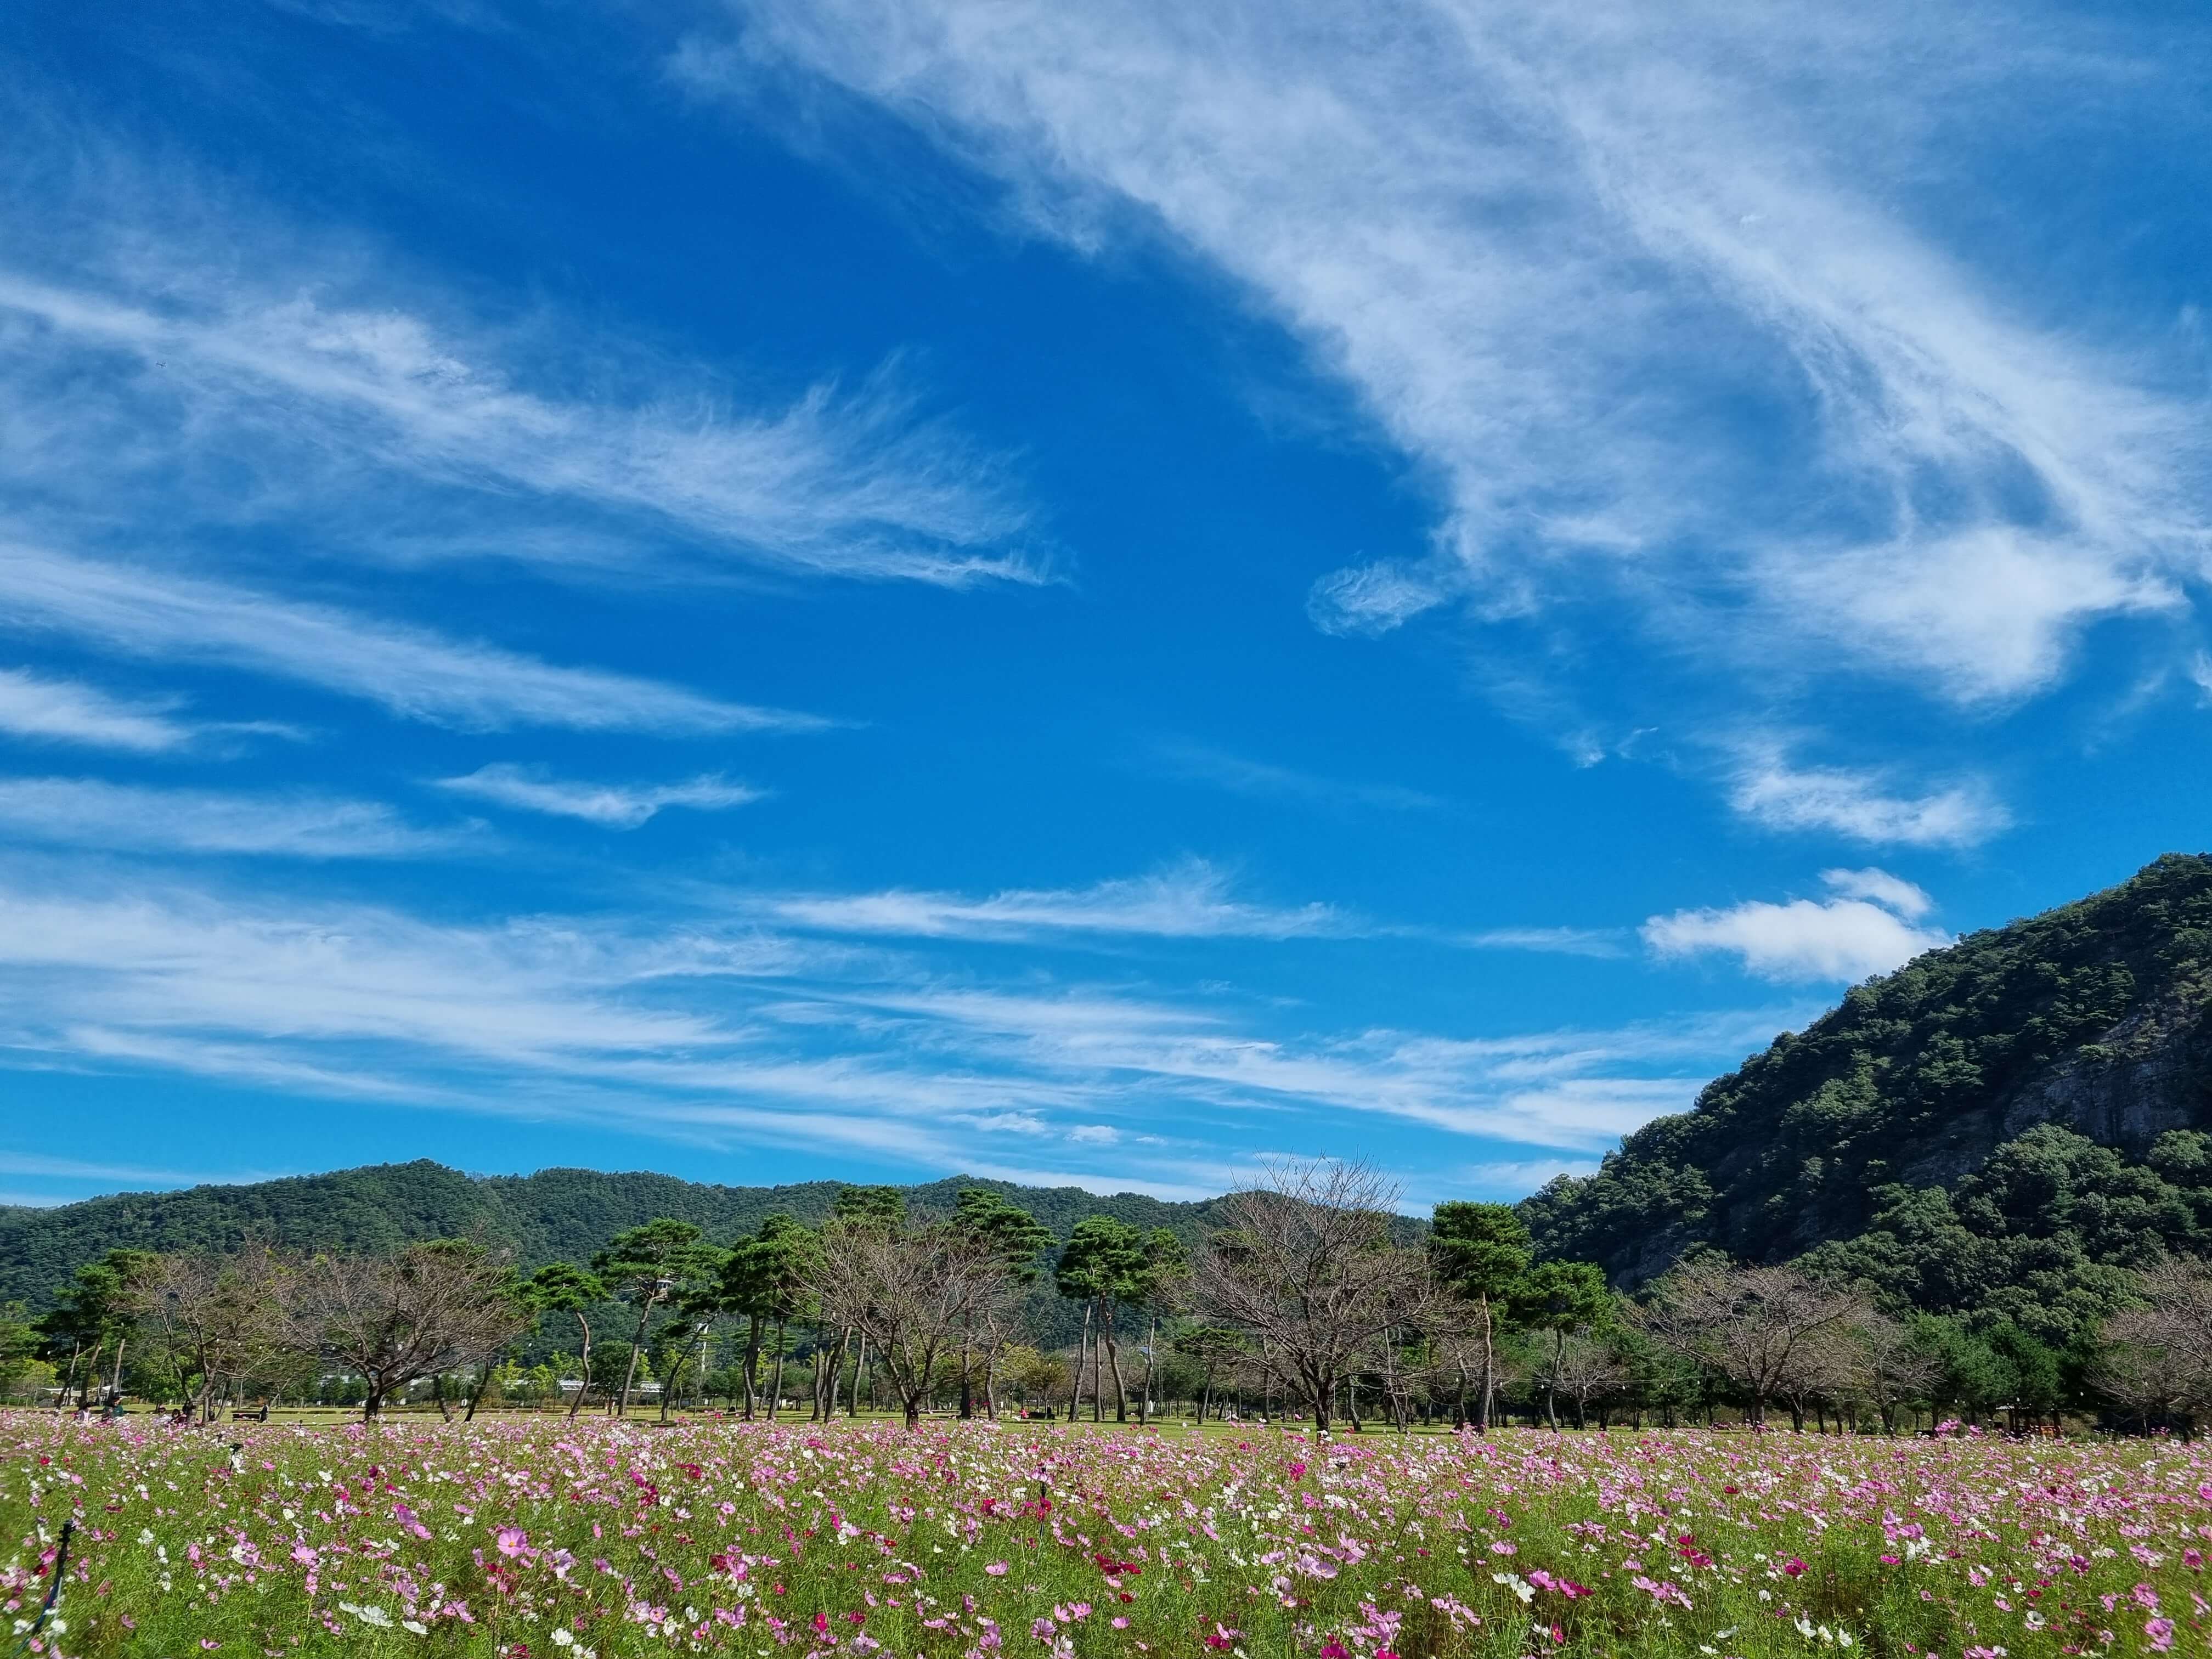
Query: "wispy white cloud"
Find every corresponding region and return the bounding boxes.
[759,859,1350,942]
[757,859,1637,961]
[0,1148,276,1190]
[0,667,196,752]
[0,541,818,735]
[1451,927,1630,960]
[436,764,764,828]
[1726,748,2011,848]
[1148,739,1441,812]
[710,0,2210,712]
[1819,866,1934,921]
[0,217,1038,587]
[0,867,1786,1189]
[1409,1156,1603,1206]
[0,776,467,859]
[1643,867,1949,982]
[824,984,1787,1150]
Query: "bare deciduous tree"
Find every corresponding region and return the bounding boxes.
[1193,1160,1442,1433]
[808,1215,1013,1429]
[1848,1312,1940,1435]
[1638,1259,1868,1428]
[1543,1329,1630,1430]
[1772,1323,1862,1432]
[297,1240,532,1420]
[2095,1256,2212,1425]
[121,1245,292,1423]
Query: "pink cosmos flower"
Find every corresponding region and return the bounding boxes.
[2146,1618,2175,1653]
[1781,1558,1807,1577]
[495,1528,529,1558]
[986,1562,1010,1576]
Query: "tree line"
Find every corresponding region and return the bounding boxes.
[10,1158,2212,1435]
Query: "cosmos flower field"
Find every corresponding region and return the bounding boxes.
[3,1413,2207,1658]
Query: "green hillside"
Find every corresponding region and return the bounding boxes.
[1526,852,2212,1340]
[0,1160,1224,1312]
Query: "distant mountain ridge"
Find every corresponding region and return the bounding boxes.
[0,1160,1225,1310]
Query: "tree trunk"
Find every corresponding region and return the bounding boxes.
[465,1359,495,1422]
[849,1333,866,1418]
[75,1341,106,1410]
[109,1338,127,1406]
[1477,1297,1497,1433]
[769,1320,787,1421]
[616,1297,658,1419]
[432,1370,455,1423]
[958,1314,974,1420]
[1102,1301,1128,1422]
[1062,1309,1079,1424]
[1139,1312,1156,1425]
[1545,1330,1562,1431]
[567,1311,596,1419]
[741,1313,762,1421]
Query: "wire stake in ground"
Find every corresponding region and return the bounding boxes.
[9,1516,74,1659]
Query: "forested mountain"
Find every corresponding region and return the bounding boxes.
[0,1161,1223,1310]
[1526,853,2212,1342]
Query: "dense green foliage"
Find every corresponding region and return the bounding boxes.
[0,1161,1223,1311]
[1526,853,2212,1342]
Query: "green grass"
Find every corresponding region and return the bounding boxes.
[3,1410,2199,1658]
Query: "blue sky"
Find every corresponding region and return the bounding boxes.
[1,0,2207,1211]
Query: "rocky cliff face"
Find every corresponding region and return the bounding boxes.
[1523,854,2212,1287]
